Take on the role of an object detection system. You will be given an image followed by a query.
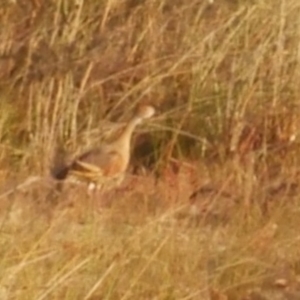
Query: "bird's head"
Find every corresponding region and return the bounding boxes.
[135,105,155,120]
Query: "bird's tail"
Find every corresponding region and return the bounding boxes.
[50,146,69,180]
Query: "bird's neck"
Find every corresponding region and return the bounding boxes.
[111,116,141,151]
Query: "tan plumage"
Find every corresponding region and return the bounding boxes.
[53,105,155,191]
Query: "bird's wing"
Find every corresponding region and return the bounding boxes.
[70,148,125,179]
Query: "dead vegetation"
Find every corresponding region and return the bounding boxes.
[1,0,300,299]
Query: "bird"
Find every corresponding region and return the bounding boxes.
[52,105,155,193]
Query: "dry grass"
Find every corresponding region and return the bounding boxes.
[1,0,300,299]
